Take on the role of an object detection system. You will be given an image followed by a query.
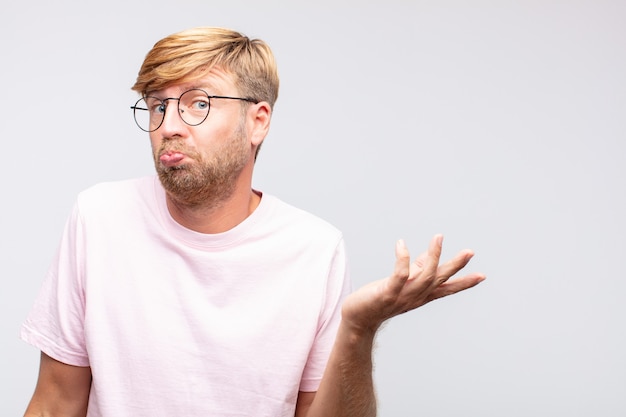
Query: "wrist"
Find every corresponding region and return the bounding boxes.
[337,320,379,351]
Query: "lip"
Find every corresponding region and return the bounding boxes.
[159,150,187,167]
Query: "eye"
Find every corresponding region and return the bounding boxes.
[191,98,209,110]
[145,98,166,114]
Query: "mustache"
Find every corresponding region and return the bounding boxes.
[157,142,201,159]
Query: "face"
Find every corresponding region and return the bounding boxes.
[148,69,253,207]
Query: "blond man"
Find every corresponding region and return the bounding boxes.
[22,27,485,417]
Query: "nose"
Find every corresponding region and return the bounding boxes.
[158,99,187,138]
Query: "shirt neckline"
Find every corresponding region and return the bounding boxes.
[152,176,270,249]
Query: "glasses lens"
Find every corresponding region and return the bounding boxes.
[132,98,151,132]
[132,97,164,132]
[179,89,210,126]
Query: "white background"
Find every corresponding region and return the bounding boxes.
[2,1,625,415]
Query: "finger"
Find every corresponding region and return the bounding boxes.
[435,249,475,284]
[428,272,486,302]
[420,234,443,282]
[409,251,428,276]
[387,239,411,295]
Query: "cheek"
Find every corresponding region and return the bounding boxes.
[194,123,237,150]
[148,134,161,152]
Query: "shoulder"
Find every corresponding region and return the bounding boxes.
[76,176,156,209]
[71,176,159,225]
[78,176,154,200]
[258,193,344,243]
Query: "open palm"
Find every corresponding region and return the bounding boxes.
[341,235,486,335]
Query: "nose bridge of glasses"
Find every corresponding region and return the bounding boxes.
[153,97,185,132]
[161,97,184,117]
[162,97,181,110]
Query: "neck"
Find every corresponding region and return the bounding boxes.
[166,187,261,234]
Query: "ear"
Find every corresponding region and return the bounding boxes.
[247,101,272,147]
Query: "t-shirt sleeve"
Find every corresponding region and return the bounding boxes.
[299,237,352,392]
[20,201,90,367]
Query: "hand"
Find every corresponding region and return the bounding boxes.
[341,234,486,336]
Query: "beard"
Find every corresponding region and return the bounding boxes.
[154,123,250,208]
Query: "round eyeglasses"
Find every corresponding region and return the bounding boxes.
[131,88,258,132]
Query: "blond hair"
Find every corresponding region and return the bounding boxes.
[132,27,279,108]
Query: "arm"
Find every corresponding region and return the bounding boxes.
[24,352,92,417]
[298,234,486,417]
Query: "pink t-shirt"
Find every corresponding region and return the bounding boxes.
[21,176,351,417]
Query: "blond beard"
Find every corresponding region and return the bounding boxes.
[154,123,250,209]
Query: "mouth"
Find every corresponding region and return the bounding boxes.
[159,150,187,168]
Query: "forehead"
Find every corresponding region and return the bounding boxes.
[147,67,238,97]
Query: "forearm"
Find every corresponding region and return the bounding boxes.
[305,322,378,417]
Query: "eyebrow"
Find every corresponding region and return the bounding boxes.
[187,84,213,92]
[146,84,218,98]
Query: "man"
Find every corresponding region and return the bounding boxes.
[21,27,485,417]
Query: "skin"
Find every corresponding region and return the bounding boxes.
[148,67,270,233]
[24,67,485,417]
[298,235,485,416]
[24,352,91,417]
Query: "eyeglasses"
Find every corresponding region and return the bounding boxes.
[130,88,257,132]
